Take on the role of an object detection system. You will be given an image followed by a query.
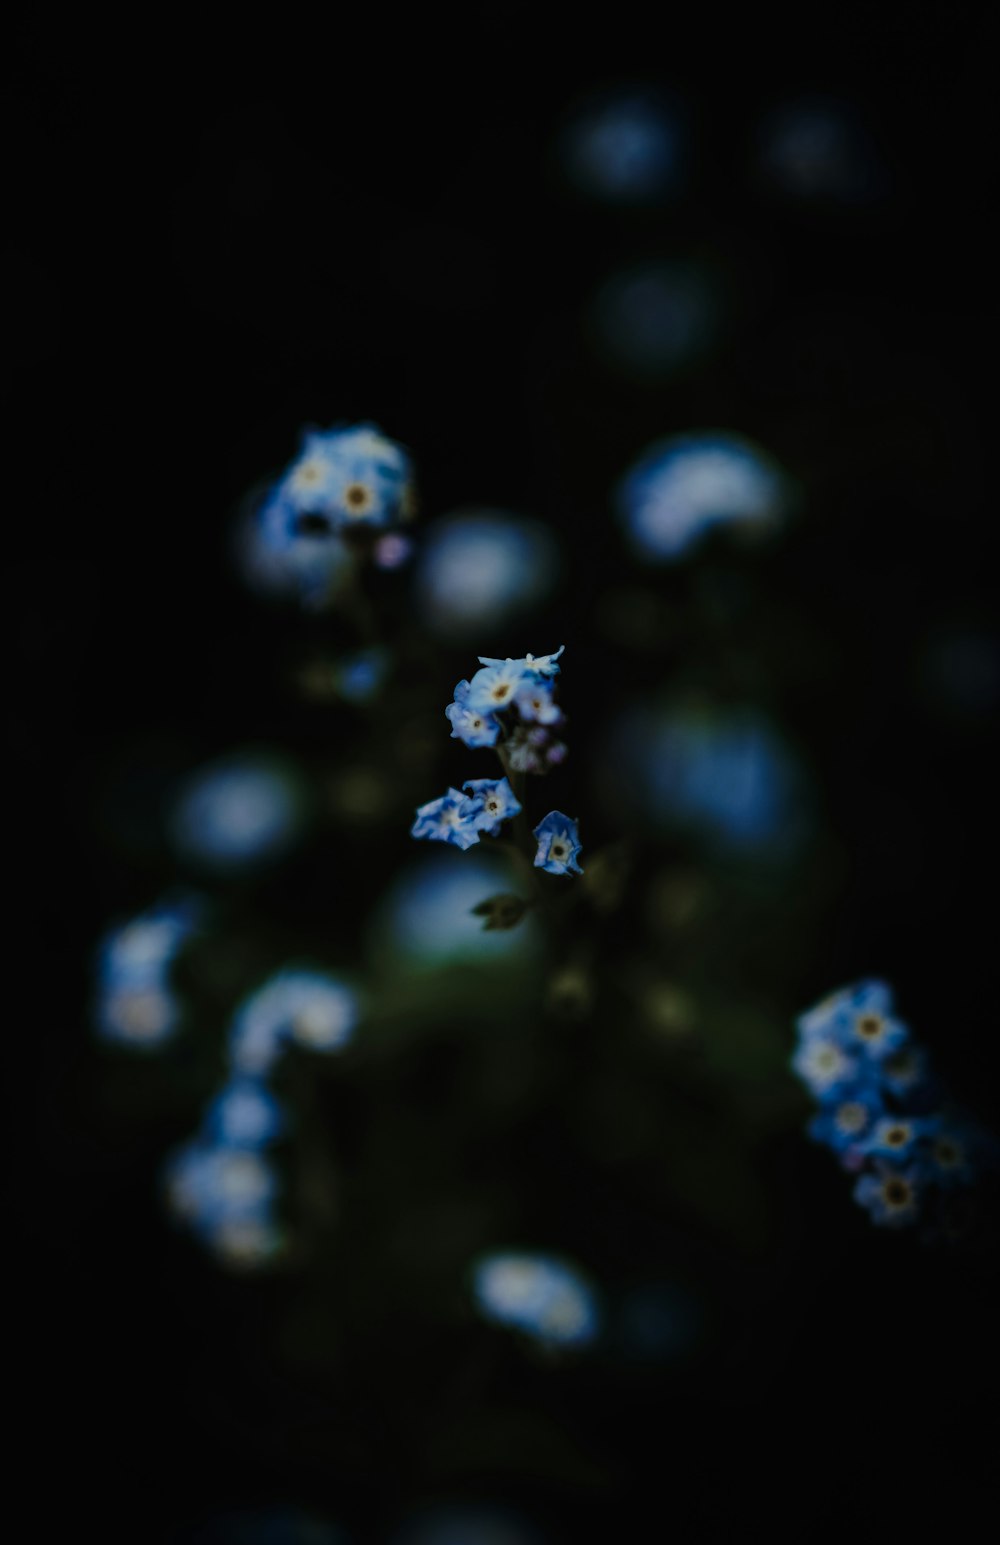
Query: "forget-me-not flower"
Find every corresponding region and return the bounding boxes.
[94,896,201,1050]
[446,680,501,748]
[411,787,486,851]
[270,422,417,536]
[533,811,583,876]
[462,777,522,836]
[204,1077,286,1148]
[853,1163,922,1229]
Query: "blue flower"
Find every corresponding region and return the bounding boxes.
[470,1249,601,1347]
[171,753,304,871]
[790,1037,861,1102]
[558,88,684,204]
[514,678,563,725]
[464,658,534,715]
[163,1139,278,1236]
[808,1087,884,1155]
[462,777,522,835]
[880,1044,935,1101]
[204,1077,285,1148]
[616,432,791,563]
[533,811,583,876]
[229,970,360,1075]
[275,422,416,533]
[411,787,485,851]
[445,680,501,748]
[861,1115,936,1161]
[853,1163,922,1228]
[94,896,202,1050]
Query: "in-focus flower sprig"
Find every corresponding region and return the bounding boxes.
[412,647,583,921]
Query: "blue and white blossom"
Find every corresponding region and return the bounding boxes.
[229,969,361,1076]
[94,896,202,1050]
[533,811,583,876]
[465,658,535,715]
[514,679,563,725]
[171,753,304,871]
[445,680,501,749]
[462,777,522,836]
[411,788,486,851]
[853,1164,922,1228]
[203,1076,286,1148]
[471,1249,601,1347]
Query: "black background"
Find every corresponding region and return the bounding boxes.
[7,11,997,1540]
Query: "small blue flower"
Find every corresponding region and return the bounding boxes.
[413,511,558,638]
[514,678,563,725]
[94,896,202,1050]
[471,1249,601,1347]
[880,1044,934,1101]
[462,777,522,835]
[464,658,534,715]
[229,970,360,1075]
[164,1139,278,1234]
[853,1163,922,1228]
[204,1077,285,1148]
[171,753,304,871]
[445,680,501,748]
[412,787,485,851]
[861,1114,936,1162]
[533,811,583,876]
[790,1036,862,1102]
[808,1087,884,1154]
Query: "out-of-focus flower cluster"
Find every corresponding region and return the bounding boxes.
[162,968,360,1269]
[792,980,996,1239]
[241,423,416,609]
[94,896,202,1049]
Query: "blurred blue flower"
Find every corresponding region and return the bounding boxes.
[514,679,562,725]
[171,752,305,872]
[862,1115,936,1161]
[413,512,557,638]
[412,787,486,851]
[445,680,501,749]
[94,895,201,1050]
[609,702,808,855]
[558,87,684,203]
[791,1037,862,1102]
[756,97,884,203]
[462,777,522,835]
[236,491,355,611]
[533,811,583,876]
[229,970,361,1075]
[853,1163,922,1228]
[163,1138,283,1267]
[204,1077,286,1148]
[616,432,792,562]
[808,1088,884,1155]
[335,646,391,704]
[471,1249,601,1347]
[267,422,417,537]
[375,851,541,970]
[589,260,722,378]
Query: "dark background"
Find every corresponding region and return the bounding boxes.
[7,12,997,1540]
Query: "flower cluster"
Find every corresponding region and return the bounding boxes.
[261,422,417,544]
[792,980,994,1237]
[93,896,201,1049]
[163,968,360,1268]
[412,648,583,877]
